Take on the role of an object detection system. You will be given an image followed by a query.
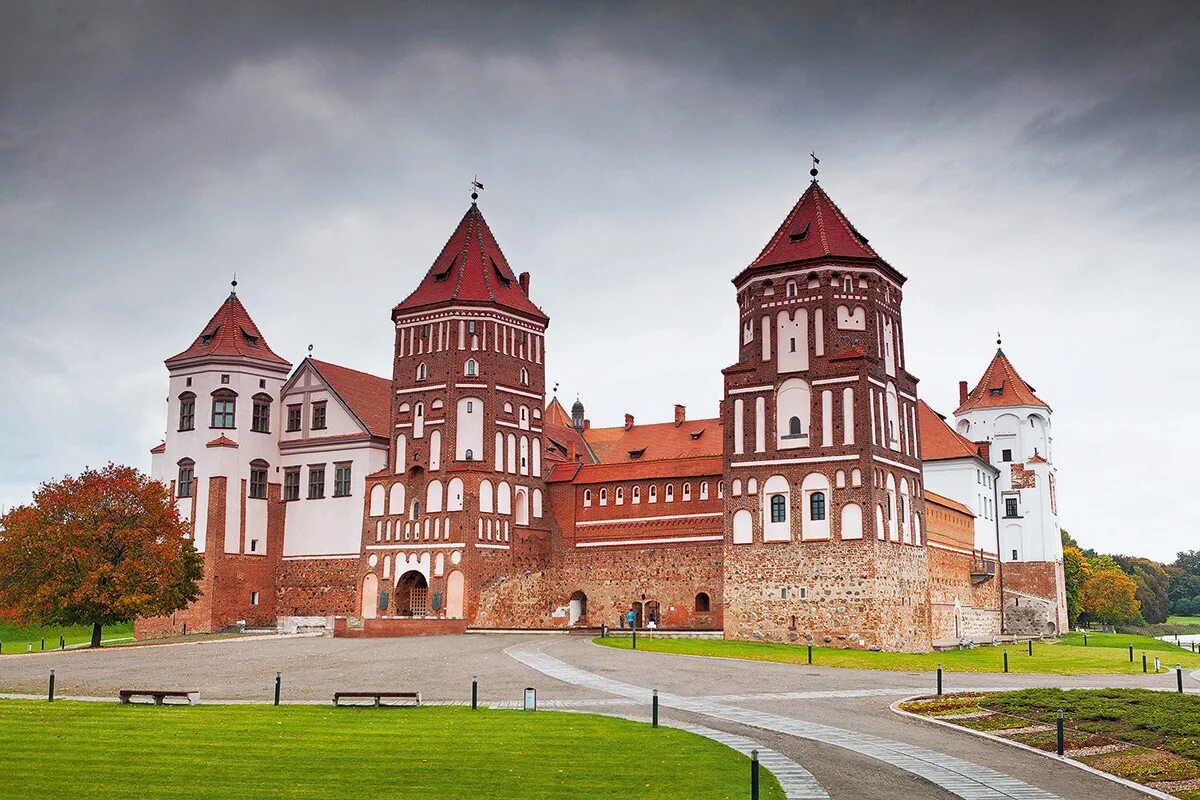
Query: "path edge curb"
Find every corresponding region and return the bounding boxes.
[889,695,1175,800]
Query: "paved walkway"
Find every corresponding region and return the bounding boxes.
[507,639,1061,800]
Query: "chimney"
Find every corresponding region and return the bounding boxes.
[958,381,969,404]
[584,418,591,431]
[518,271,530,295]
[674,404,686,427]
[624,413,634,431]
[567,441,577,462]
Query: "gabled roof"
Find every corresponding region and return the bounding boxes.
[306,359,392,439]
[583,417,723,464]
[394,203,548,323]
[571,455,723,484]
[956,349,1049,414]
[743,181,889,274]
[166,291,291,368]
[918,400,985,462]
[544,397,572,428]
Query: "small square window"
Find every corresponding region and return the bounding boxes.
[221,374,230,384]
[1012,549,1019,560]
[186,377,192,387]
[1002,449,1012,462]
[259,379,266,389]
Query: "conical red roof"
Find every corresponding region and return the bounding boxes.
[956,349,1048,414]
[745,181,884,271]
[166,292,291,368]
[395,203,547,322]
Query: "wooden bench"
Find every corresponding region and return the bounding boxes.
[333,691,421,708]
[118,689,200,706]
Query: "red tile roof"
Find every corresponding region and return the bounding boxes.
[583,417,723,464]
[149,442,166,454]
[394,203,548,323]
[571,455,724,484]
[746,182,883,271]
[925,490,975,517]
[956,349,1049,414]
[918,400,983,462]
[544,397,572,428]
[308,359,392,439]
[166,292,291,368]
[546,462,583,483]
[206,434,238,448]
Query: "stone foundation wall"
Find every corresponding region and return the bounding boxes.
[1003,561,1068,634]
[722,538,932,652]
[277,558,358,617]
[927,545,1001,642]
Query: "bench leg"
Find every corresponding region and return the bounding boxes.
[375,697,381,708]
[120,696,130,704]
[154,696,164,705]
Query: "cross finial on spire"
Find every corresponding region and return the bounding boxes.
[996,331,1004,355]
[231,272,238,295]
[470,174,484,203]
[809,152,820,181]
[307,343,314,359]
[553,382,560,396]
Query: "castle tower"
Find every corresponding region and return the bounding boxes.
[143,285,291,636]
[954,346,1067,634]
[720,178,932,651]
[357,198,550,628]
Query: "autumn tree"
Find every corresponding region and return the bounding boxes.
[1062,545,1091,627]
[1113,555,1170,624]
[0,464,202,647]
[1080,569,1141,627]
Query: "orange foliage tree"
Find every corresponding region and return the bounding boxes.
[0,464,202,647]
[1080,569,1141,627]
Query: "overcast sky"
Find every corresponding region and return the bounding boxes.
[1,2,1197,561]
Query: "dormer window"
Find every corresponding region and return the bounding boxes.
[241,327,259,348]
[200,326,219,346]
[789,222,810,243]
[989,387,1003,396]
[628,448,645,459]
[689,429,704,440]
[493,258,512,287]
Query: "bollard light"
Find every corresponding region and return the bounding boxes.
[48,670,55,703]
[274,672,281,706]
[1178,666,1185,694]
[523,687,536,711]
[631,625,637,650]
[1154,657,1161,673]
[1003,650,1009,673]
[936,664,943,696]
[1056,709,1064,755]
[750,749,760,800]
[472,676,478,710]
[1128,644,1134,662]
[807,644,813,665]
[652,689,659,728]
[1143,653,1148,673]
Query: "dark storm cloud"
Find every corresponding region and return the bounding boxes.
[1,1,1197,559]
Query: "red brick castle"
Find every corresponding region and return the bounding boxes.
[141,175,1067,651]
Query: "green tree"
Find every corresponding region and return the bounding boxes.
[1175,550,1200,576]
[1062,545,1090,627]
[1114,555,1170,624]
[0,464,202,647]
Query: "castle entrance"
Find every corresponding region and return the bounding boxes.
[396,571,429,617]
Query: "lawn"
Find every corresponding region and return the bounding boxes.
[0,701,783,800]
[900,689,1200,798]
[1170,616,1200,626]
[0,621,134,654]
[594,631,1200,674]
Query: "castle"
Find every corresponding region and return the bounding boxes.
[140,175,1066,651]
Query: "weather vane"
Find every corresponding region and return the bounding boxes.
[231,272,238,294]
[810,152,820,180]
[553,382,560,396]
[308,343,314,358]
[471,174,484,202]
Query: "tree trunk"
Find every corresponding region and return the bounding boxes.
[90,622,103,648]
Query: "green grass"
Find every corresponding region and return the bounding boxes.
[594,632,1200,674]
[0,701,783,800]
[1170,616,1200,626]
[0,622,134,654]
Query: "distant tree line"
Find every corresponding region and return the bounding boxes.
[1062,530,1200,627]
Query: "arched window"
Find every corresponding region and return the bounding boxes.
[583,489,592,507]
[417,362,428,381]
[178,392,196,431]
[789,416,803,437]
[632,486,641,503]
[465,359,478,377]
[520,367,529,386]
[717,481,725,499]
[770,494,787,523]
[599,488,608,506]
[699,482,709,500]
[615,487,624,504]
[410,500,421,521]
[465,449,473,461]
[810,491,826,521]
[786,280,797,298]
[649,485,658,503]
[665,484,675,502]
[695,592,711,612]
[682,483,692,501]
[176,458,195,499]
[211,389,236,429]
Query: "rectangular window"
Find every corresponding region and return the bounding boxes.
[249,539,259,553]
[334,464,352,497]
[283,469,301,502]
[308,466,326,499]
[212,396,235,428]
[221,374,230,384]
[177,465,194,498]
[468,320,477,334]
[1002,449,1012,462]
[250,591,259,606]
[286,404,302,432]
[251,401,271,433]
[249,467,268,499]
[179,397,195,431]
[1005,497,1018,517]
[311,401,327,430]
[1012,549,1019,560]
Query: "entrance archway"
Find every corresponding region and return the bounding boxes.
[361,573,379,620]
[396,571,429,617]
[569,591,587,625]
[631,601,644,628]
[644,600,661,626]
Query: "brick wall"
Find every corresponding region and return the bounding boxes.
[1004,560,1068,635]
[277,558,358,617]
